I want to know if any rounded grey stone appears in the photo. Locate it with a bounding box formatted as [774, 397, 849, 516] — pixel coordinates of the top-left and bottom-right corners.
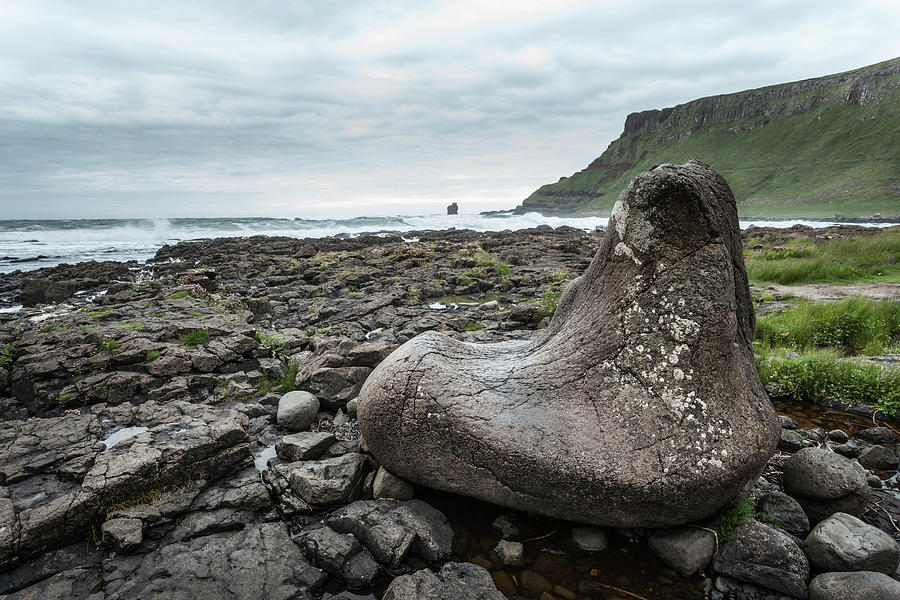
[809, 571, 900, 600]
[803, 512, 900, 574]
[277, 391, 320, 432]
[859, 445, 898, 471]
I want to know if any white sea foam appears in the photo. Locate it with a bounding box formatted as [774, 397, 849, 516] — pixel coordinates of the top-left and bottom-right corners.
[0, 214, 894, 275]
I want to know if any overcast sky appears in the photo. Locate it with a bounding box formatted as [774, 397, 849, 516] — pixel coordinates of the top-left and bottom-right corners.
[0, 1, 897, 219]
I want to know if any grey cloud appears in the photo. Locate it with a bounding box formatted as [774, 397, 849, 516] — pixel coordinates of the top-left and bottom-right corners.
[0, 0, 897, 218]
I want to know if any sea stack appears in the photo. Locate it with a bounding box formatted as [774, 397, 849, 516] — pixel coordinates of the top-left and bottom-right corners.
[358, 160, 780, 527]
[446, 202, 458, 215]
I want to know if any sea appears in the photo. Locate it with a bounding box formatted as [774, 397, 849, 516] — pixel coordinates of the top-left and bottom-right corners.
[0, 214, 897, 275]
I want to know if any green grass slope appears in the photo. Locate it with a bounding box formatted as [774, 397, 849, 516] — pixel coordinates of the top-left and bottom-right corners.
[522, 58, 900, 218]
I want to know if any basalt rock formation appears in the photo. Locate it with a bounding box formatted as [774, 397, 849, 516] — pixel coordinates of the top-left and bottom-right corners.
[359, 160, 780, 527]
[520, 57, 900, 218]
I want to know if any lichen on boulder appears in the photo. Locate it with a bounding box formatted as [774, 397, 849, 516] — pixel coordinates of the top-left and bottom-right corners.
[358, 160, 779, 527]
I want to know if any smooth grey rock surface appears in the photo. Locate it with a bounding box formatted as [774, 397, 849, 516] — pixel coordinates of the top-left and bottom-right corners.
[756, 491, 810, 537]
[276, 391, 320, 431]
[712, 520, 810, 598]
[382, 562, 505, 600]
[648, 526, 717, 576]
[570, 527, 608, 552]
[859, 445, 898, 471]
[803, 512, 900, 574]
[783, 447, 871, 524]
[808, 571, 900, 600]
[358, 161, 779, 527]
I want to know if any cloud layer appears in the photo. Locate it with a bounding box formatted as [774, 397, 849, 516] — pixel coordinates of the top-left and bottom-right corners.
[1, 0, 897, 217]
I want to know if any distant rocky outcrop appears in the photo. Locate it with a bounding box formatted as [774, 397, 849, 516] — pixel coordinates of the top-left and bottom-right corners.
[446, 202, 459, 215]
[519, 57, 900, 218]
[359, 161, 780, 527]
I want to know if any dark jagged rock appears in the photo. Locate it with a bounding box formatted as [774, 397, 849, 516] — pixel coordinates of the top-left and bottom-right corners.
[446, 202, 459, 215]
[101, 523, 325, 600]
[382, 561, 505, 600]
[359, 161, 779, 527]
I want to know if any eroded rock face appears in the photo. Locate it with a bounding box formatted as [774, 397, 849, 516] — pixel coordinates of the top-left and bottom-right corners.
[359, 160, 779, 527]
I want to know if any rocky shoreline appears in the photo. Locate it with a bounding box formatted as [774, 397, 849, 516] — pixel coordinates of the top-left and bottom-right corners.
[0, 223, 898, 599]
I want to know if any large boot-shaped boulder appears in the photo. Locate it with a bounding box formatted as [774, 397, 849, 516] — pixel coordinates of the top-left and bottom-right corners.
[358, 160, 779, 527]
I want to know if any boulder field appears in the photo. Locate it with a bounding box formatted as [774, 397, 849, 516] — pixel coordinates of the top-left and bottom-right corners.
[0, 164, 898, 599]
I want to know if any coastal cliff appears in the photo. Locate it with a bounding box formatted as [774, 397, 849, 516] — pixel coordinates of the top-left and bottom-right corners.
[520, 57, 900, 218]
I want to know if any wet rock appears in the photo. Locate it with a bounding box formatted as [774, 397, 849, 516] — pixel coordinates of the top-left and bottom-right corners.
[325, 499, 453, 567]
[293, 524, 379, 589]
[756, 491, 810, 537]
[803, 512, 900, 574]
[783, 447, 871, 524]
[276, 431, 336, 462]
[648, 526, 717, 576]
[825, 429, 849, 443]
[494, 540, 525, 566]
[383, 561, 505, 600]
[519, 570, 553, 596]
[570, 527, 608, 552]
[277, 390, 320, 432]
[287, 453, 367, 506]
[858, 427, 895, 444]
[101, 523, 325, 600]
[359, 161, 779, 527]
[859, 445, 898, 471]
[101, 517, 142, 554]
[372, 466, 415, 500]
[712, 520, 810, 598]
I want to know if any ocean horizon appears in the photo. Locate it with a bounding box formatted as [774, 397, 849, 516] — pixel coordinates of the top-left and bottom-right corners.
[1, 213, 897, 275]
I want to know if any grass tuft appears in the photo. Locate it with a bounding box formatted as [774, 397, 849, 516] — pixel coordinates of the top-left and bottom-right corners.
[179, 329, 210, 348]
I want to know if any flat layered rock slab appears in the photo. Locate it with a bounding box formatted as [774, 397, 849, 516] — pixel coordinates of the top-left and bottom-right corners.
[359, 161, 779, 527]
[0, 401, 250, 569]
[102, 523, 325, 600]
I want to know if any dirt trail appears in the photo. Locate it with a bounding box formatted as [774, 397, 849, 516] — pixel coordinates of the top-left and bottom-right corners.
[753, 282, 900, 301]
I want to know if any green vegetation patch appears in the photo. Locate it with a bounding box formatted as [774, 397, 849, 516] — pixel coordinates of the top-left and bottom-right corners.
[98, 337, 121, 353]
[254, 330, 286, 362]
[756, 348, 900, 415]
[0, 345, 12, 369]
[258, 361, 299, 396]
[84, 307, 115, 318]
[716, 493, 757, 542]
[145, 350, 161, 362]
[179, 328, 210, 348]
[745, 228, 900, 285]
[756, 297, 900, 355]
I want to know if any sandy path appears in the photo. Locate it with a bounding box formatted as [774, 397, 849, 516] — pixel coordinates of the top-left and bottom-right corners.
[752, 282, 900, 301]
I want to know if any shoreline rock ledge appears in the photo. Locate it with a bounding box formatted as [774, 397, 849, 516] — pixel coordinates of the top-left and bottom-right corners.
[359, 160, 780, 527]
